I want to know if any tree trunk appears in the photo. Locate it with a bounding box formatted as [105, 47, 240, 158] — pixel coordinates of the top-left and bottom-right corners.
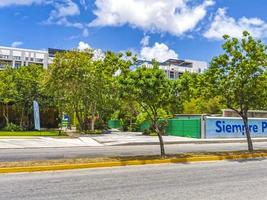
[26, 108, 31, 130]
[19, 106, 25, 128]
[157, 132, 165, 156]
[90, 103, 96, 131]
[130, 116, 133, 131]
[242, 116, 254, 152]
[91, 117, 95, 131]
[75, 111, 84, 131]
[153, 120, 165, 156]
[3, 104, 9, 125]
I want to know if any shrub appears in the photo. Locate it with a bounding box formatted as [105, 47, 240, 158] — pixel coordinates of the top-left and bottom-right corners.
[84, 130, 102, 134]
[142, 129, 151, 135]
[142, 129, 157, 136]
[2, 123, 23, 132]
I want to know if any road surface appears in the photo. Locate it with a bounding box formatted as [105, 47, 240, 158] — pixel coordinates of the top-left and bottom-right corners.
[0, 159, 267, 200]
[0, 142, 267, 162]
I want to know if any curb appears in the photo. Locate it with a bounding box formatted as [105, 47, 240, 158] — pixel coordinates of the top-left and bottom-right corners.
[0, 152, 267, 174]
[110, 139, 267, 146]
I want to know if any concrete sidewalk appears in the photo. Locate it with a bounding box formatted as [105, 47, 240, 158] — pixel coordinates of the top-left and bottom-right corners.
[0, 132, 267, 149]
[0, 137, 102, 149]
[90, 132, 267, 146]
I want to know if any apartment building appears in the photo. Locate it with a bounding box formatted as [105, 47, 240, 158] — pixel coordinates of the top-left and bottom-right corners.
[0, 46, 49, 69]
[135, 59, 208, 79]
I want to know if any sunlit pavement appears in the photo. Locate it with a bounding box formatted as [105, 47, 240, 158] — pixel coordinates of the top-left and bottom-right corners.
[0, 159, 266, 200]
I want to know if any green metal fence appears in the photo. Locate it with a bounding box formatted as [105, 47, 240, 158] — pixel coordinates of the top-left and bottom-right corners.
[166, 118, 201, 138]
[139, 120, 151, 132]
[108, 118, 201, 138]
[108, 120, 122, 129]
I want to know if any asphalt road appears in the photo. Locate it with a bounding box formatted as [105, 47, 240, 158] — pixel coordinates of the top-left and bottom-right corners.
[1, 142, 267, 162]
[0, 159, 267, 200]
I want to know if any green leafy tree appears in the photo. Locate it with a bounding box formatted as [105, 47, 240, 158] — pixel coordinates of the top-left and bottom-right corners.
[14, 65, 45, 129]
[0, 66, 18, 125]
[46, 50, 94, 131]
[46, 50, 130, 131]
[119, 63, 176, 156]
[175, 72, 200, 102]
[90, 51, 132, 131]
[206, 31, 267, 151]
[183, 96, 224, 114]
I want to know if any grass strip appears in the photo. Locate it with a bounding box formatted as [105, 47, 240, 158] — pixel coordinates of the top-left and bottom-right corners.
[0, 131, 60, 136]
[0, 150, 267, 173]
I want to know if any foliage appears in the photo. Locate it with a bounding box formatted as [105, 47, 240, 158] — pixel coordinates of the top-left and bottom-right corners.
[136, 112, 148, 126]
[0, 65, 47, 129]
[119, 62, 177, 155]
[142, 129, 157, 136]
[0, 130, 60, 136]
[0, 66, 18, 124]
[83, 129, 102, 135]
[2, 123, 23, 132]
[46, 50, 132, 132]
[206, 31, 267, 151]
[183, 96, 224, 114]
[14, 65, 46, 129]
[175, 72, 200, 102]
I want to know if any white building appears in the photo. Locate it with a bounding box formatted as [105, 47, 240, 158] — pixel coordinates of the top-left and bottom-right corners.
[136, 59, 208, 80]
[0, 46, 49, 69]
[0, 46, 208, 79]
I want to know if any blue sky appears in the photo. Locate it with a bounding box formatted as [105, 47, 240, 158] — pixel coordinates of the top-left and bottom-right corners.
[0, 0, 266, 62]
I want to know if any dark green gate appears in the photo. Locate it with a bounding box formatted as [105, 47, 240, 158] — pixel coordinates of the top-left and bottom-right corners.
[166, 118, 201, 138]
[108, 120, 122, 129]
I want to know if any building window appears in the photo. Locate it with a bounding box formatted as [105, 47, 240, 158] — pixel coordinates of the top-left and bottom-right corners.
[15, 61, 22, 68]
[14, 56, 21, 60]
[0, 54, 9, 59]
[36, 58, 44, 63]
[170, 71, 175, 79]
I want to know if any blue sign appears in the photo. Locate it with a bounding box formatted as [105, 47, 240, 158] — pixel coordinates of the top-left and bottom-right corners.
[33, 101, 41, 130]
[63, 114, 70, 121]
[205, 117, 267, 138]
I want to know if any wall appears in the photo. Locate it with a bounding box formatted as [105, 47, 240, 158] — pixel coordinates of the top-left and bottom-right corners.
[205, 117, 267, 138]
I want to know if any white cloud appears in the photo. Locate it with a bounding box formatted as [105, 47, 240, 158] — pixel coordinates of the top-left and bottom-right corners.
[52, 0, 80, 18]
[140, 35, 150, 47]
[47, 0, 80, 21]
[89, 0, 214, 36]
[48, 17, 83, 28]
[92, 48, 105, 61]
[45, 0, 83, 29]
[140, 42, 178, 62]
[11, 41, 23, 47]
[1, 0, 87, 37]
[204, 8, 267, 40]
[78, 41, 91, 50]
[0, 0, 46, 7]
[77, 41, 105, 60]
[80, 0, 89, 10]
